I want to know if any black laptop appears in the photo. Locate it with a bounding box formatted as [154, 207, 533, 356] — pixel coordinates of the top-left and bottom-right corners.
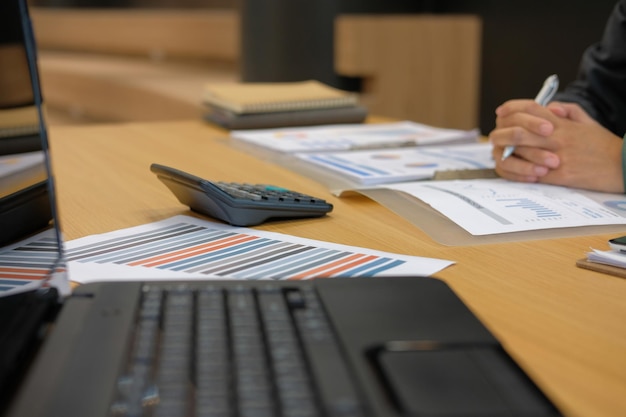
[0, 1, 563, 416]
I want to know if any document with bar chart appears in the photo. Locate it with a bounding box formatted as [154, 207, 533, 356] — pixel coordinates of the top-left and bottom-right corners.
[294, 142, 494, 185]
[383, 179, 626, 235]
[65, 215, 453, 284]
[0, 230, 70, 298]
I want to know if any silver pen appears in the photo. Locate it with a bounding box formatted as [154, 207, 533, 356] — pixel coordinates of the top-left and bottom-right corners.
[501, 74, 560, 160]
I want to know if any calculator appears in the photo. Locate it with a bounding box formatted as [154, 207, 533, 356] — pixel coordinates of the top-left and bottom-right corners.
[150, 164, 333, 226]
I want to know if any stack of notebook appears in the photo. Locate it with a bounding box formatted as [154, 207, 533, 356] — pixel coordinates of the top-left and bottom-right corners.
[202, 80, 368, 129]
[0, 106, 39, 139]
[577, 244, 626, 279]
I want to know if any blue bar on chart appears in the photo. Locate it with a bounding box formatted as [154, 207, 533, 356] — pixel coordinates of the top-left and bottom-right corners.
[498, 198, 562, 219]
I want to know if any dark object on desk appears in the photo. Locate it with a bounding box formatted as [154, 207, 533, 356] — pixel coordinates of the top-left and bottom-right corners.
[608, 235, 626, 252]
[0, 287, 59, 411]
[0, 133, 42, 156]
[8, 277, 563, 417]
[0, 181, 52, 247]
[150, 163, 333, 226]
[204, 103, 368, 129]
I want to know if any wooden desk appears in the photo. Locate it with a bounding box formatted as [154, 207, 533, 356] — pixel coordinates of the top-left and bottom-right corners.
[49, 119, 626, 417]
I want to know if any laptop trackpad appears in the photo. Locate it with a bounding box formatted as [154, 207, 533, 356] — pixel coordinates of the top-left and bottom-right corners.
[378, 347, 556, 416]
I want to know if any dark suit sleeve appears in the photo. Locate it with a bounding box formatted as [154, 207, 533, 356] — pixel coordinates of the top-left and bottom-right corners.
[554, 0, 626, 136]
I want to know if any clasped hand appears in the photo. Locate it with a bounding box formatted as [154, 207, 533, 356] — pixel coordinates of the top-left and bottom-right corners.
[489, 100, 624, 193]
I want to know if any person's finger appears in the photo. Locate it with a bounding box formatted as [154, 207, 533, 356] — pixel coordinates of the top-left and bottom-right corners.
[489, 126, 556, 150]
[510, 146, 560, 169]
[494, 165, 541, 183]
[547, 101, 596, 123]
[495, 99, 538, 117]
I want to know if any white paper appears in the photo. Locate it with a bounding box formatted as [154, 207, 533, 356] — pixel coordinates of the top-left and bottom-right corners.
[66, 215, 454, 283]
[586, 248, 626, 268]
[231, 121, 480, 153]
[295, 142, 494, 185]
[383, 179, 626, 235]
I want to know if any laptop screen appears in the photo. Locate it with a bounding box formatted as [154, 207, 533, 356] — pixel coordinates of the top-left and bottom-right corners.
[0, 0, 67, 297]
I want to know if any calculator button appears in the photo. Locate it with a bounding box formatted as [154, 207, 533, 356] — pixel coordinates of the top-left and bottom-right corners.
[214, 181, 329, 206]
[215, 183, 262, 200]
[262, 185, 290, 192]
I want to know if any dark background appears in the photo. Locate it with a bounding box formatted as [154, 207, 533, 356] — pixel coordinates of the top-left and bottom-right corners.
[31, 0, 618, 133]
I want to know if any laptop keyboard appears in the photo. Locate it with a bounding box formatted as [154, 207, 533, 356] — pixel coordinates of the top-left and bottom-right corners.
[109, 284, 364, 417]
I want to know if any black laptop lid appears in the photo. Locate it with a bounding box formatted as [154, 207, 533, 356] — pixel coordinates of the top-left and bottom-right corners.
[0, 0, 66, 295]
[0, 1, 68, 410]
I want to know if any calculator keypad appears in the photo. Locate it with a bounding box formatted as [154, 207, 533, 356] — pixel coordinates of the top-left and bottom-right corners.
[214, 182, 326, 205]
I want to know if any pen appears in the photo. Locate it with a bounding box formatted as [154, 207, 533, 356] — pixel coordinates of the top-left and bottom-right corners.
[501, 74, 559, 161]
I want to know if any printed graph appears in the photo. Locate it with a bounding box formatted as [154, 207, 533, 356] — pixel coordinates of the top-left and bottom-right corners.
[388, 179, 626, 236]
[0, 236, 60, 294]
[497, 197, 562, 220]
[296, 143, 494, 185]
[67, 221, 409, 280]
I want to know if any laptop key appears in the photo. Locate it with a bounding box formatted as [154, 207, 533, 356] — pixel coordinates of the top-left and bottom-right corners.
[111, 288, 162, 417]
[195, 288, 233, 417]
[294, 289, 365, 417]
[153, 289, 193, 417]
[229, 288, 276, 417]
[257, 288, 319, 417]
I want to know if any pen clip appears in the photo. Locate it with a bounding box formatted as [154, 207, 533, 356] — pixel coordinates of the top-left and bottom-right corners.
[534, 74, 559, 106]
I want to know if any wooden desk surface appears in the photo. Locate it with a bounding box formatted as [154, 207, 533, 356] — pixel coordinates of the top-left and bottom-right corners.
[48, 119, 626, 417]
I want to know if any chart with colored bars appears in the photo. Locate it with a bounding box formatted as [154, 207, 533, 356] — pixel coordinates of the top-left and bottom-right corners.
[0, 232, 63, 297]
[66, 216, 452, 283]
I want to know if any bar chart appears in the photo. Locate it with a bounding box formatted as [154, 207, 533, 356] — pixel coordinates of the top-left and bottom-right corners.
[0, 234, 60, 295]
[66, 216, 453, 283]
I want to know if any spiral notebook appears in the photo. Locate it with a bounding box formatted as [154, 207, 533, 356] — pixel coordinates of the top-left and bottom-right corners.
[202, 80, 359, 114]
